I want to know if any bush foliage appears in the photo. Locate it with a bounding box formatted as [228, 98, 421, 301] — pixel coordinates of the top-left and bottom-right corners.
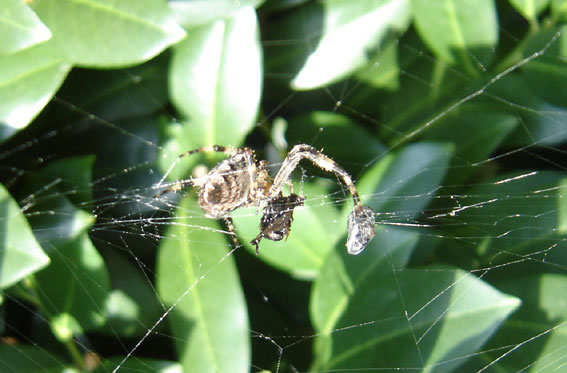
[0, 0, 566, 372]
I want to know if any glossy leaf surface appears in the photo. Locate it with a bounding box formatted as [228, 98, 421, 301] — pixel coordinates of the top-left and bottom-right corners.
[157, 195, 250, 373]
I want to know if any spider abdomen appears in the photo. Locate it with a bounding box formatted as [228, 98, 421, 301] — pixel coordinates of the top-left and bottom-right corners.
[198, 154, 254, 218]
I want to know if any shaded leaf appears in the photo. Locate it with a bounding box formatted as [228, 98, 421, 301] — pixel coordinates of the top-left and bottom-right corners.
[101, 250, 164, 337]
[0, 184, 50, 289]
[457, 171, 567, 270]
[292, 0, 411, 90]
[353, 142, 453, 222]
[35, 232, 111, 340]
[462, 274, 567, 371]
[0, 344, 66, 372]
[286, 111, 385, 177]
[311, 231, 520, 371]
[53, 53, 170, 124]
[0, 0, 51, 54]
[40, 155, 95, 207]
[30, 0, 185, 67]
[422, 103, 518, 183]
[487, 74, 567, 146]
[156, 195, 250, 373]
[522, 24, 567, 108]
[412, 0, 498, 74]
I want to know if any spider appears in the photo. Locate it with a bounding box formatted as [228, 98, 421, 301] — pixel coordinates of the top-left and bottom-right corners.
[155, 144, 376, 255]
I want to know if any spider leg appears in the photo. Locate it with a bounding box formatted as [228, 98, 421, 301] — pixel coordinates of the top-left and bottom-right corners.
[177, 145, 240, 159]
[155, 145, 247, 198]
[269, 144, 361, 206]
[153, 179, 194, 198]
[250, 233, 264, 255]
[223, 216, 243, 250]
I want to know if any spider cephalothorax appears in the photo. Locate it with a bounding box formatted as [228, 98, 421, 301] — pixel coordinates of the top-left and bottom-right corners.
[155, 144, 376, 255]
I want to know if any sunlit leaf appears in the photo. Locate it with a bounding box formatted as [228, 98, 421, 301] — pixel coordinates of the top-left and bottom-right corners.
[354, 40, 401, 90]
[412, 0, 498, 74]
[508, 0, 551, 21]
[170, 0, 264, 28]
[0, 184, 50, 289]
[157, 195, 250, 373]
[99, 357, 182, 373]
[0, 0, 51, 54]
[552, 0, 567, 20]
[30, 0, 186, 67]
[292, 0, 411, 90]
[0, 43, 70, 142]
[165, 7, 262, 177]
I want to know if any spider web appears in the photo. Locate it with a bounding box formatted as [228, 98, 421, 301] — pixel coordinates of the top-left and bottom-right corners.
[1, 1, 567, 373]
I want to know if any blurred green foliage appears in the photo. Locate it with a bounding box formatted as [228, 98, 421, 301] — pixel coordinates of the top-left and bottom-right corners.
[0, 0, 566, 372]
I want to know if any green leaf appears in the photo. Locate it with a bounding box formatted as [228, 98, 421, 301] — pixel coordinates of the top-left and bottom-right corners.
[421, 103, 518, 183]
[0, 184, 50, 289]
[35, 232, 111, 340]
[53, 53, 170, 124]
[25, 193, 95, 248]
[552, 0, 567, 20]
[411, 0, 498, 74]
[30, 0, 186, 67]
[156, 195, 250, 373]
[354, 39, 401, 90]
[170, 0, 264, 28]
[353, 142, 453, 221]
[40, 155, 95, 207]
[487, 74, 567, 146]
[462, 274, 567, 371]
[0, 0, 51, 54]
[285, 111, 385, 176]
[233, 182, 343, 279]
[458, 172, 567, 269]
[311, 226, 419, 333]
[101, 250, 164, 337]
[522, 24, 567, 108]
[0, 344, 66, 372]
[311, 232, 521, 371]
[0, 43, 70, 142]
[292, 0, 411, 90]
[167, 7, 261, 157]
[98, 357, 182, 373]
[508, 0, 551, 21]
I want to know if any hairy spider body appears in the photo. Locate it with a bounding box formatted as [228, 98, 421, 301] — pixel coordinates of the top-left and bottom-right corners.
[156, 144, 376, 254]
[197, 148, 257, 218]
